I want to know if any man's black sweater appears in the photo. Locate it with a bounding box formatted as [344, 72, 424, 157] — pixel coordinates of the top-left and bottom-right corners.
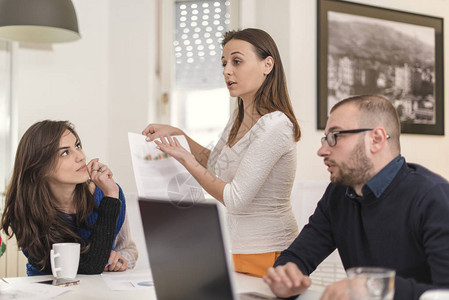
[275, 161, 449, 300]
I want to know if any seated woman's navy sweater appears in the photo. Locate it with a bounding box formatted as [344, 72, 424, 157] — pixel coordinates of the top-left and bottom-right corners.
[25, 186, 126, 276]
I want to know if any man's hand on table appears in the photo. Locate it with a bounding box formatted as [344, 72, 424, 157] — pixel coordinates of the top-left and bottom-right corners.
[263, 262, 311, 298]
[319, 279, 350, 300]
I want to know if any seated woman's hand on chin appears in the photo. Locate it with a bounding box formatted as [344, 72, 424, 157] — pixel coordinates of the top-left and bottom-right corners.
[87, 159, 119, 199]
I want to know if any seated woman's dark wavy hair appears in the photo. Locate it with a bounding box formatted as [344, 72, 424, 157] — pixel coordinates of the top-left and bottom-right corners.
[1, 120, 96, 269]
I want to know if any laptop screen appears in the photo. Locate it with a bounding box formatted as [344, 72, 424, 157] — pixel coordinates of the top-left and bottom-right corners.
[139, 199, 234, 300]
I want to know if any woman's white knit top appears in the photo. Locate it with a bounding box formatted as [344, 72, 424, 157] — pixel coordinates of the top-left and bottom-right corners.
[207, 111, 299, 254]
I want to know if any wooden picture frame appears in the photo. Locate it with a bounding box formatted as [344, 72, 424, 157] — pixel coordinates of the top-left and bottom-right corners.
[317, 0, 444, 135]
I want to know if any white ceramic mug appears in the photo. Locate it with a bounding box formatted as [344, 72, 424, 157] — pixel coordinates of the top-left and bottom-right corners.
[50, 243, 80, 279]
[420, 290, 449, 300]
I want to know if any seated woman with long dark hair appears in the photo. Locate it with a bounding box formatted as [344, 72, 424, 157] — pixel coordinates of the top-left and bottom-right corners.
[1, 120, 137, 275]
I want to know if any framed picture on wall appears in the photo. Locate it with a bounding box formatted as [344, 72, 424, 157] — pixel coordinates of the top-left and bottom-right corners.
[317, 0, 444, 135]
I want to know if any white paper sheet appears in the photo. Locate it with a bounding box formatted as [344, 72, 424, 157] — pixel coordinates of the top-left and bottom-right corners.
[128, 133, 205, 202]
[0, 280, 70, 300]
[101, 270, 153, 291]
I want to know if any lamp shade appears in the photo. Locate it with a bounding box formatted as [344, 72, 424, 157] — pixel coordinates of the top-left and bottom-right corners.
[0, 0, 80, 43]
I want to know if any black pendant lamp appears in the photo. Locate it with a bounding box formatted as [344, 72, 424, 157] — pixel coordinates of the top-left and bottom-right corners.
[0, 0, 80, 43]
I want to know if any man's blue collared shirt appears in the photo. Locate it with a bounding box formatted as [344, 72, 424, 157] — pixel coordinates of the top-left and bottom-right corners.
[346, 155, 404, 200]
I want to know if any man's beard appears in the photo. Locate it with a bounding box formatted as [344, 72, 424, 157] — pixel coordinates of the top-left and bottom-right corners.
[330, 141, 374, 188]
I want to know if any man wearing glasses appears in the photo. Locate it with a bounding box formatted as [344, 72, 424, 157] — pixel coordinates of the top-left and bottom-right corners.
[264, 95, 449, 300]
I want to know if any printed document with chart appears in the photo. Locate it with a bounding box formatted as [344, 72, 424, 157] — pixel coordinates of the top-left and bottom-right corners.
[128, 133, 205, 202]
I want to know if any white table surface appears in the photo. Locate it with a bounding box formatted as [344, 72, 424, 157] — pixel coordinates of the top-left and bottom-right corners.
[1, 269, 324, 300]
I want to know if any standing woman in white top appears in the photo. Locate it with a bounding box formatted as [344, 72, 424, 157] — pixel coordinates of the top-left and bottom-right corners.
[142, 28, 301, 277]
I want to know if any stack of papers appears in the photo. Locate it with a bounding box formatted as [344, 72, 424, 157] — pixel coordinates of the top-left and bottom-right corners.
[1, 278, 70, 300]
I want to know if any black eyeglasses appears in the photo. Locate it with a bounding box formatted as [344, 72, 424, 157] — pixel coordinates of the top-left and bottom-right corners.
[321, 128, 373, 147]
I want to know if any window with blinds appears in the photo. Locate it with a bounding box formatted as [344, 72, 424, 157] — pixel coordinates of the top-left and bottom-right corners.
[171, 0, 235, 146]
[174, 0, 230, 89]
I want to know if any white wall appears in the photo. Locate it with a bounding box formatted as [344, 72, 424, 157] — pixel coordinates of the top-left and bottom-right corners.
[12, 0, 157, 193]
[292, 0, 449, 181]
[107, 0, 157, 192]
[14, 0, 111, 166]
[11, 0, 449, 195]
[241, 0, 449, 182]
[13, 0, 109, 163]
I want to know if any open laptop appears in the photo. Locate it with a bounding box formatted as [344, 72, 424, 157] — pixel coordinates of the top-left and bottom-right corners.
[138, 198, 278, 300]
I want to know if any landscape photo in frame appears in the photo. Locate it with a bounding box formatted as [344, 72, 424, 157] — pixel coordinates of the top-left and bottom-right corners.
[317, 0, 444, 135]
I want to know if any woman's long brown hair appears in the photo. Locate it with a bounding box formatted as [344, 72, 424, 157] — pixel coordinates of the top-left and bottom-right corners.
[221, 28, 301, 145]
[1, 120, 96, 269]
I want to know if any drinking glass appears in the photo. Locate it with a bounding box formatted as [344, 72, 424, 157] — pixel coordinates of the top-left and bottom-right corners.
[347, 267, 395, 300]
